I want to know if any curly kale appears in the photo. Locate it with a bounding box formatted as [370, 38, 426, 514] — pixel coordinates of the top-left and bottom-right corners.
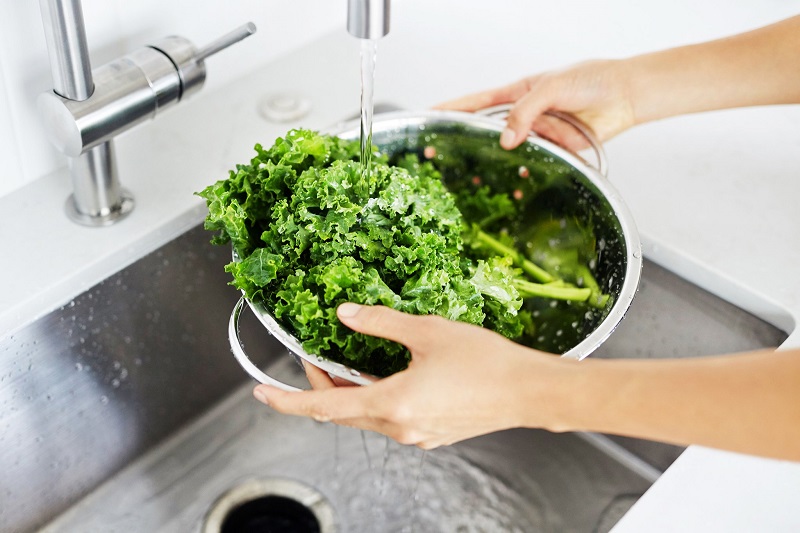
[198, 129, 606, 377]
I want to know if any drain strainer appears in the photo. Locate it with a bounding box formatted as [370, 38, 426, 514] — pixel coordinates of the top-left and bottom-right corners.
[203, 478, 336, 533]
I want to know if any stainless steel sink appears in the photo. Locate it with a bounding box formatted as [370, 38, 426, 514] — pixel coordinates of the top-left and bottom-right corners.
[0, 224, 788, 532]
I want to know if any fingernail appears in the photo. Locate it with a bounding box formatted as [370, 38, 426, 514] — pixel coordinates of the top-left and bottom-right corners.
[337, 302, 362, 318]
[253, 387, 269, 405]
[500, 128, 517, 149]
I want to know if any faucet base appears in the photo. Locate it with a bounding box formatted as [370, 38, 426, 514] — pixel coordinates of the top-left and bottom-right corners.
[65, 188, 135, 227]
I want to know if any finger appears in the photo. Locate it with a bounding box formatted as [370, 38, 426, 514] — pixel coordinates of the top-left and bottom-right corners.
[256, 382, 436, 447]
[331, 375, 360, 387]
[327, 415, 397, 436]
[254, 383, 373, 423]
[334, 417, 427, 447]
[337, 303, 437, 351]
[302, 360, 336, 390]
[416, 432, 468, 450]
[434, 78, 533, 112]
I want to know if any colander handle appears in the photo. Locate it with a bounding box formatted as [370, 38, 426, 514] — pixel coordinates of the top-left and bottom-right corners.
[229, 297, 302, 392]
[476, 104, 608, 178]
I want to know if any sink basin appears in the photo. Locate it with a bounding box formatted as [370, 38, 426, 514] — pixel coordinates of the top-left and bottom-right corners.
[0, 224, 788, 532]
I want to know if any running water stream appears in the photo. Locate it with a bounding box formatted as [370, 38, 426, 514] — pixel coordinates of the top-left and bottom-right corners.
[352, 38, 446, 528]
[359, 39, 379, 180]
[345, 36, 534, 531]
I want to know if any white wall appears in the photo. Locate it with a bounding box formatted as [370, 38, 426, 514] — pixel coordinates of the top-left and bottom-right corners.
[0, 0, 345, 199]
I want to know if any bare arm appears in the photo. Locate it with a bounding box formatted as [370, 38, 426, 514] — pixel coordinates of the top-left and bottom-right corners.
[255, 304, 800, 461]
[438, 15, 800, 150]
[627, 15, 800, 123]
[547, 347, 800, 461]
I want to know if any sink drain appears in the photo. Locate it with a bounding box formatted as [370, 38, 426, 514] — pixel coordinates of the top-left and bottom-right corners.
[203, 478, 336, 533]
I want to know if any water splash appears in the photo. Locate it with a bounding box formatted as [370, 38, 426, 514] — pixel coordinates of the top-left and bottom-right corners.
[378, 436, 391, 496]
[360, 430, 373, 471]
[411, 449, 427, 502]
[312, 433, 540, 532]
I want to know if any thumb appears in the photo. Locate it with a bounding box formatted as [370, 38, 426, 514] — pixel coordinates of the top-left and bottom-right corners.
[337, 303, 432, 350]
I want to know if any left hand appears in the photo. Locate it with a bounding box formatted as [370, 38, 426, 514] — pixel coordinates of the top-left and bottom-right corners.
[435, 60, 637, 152]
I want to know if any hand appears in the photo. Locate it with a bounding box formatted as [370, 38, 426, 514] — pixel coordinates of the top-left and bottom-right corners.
[253, 303, 567, 449]
[436, 60, 637, 151]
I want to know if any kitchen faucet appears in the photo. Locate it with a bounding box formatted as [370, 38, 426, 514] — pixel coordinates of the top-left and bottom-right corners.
[37, 0, 256, 226]
[37, 0, 387, 226]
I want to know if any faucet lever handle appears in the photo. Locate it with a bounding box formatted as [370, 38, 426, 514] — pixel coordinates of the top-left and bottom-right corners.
[195, 22, 257, 63]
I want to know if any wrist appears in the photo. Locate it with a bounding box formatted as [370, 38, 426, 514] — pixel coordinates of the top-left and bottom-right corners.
[513, 352, 602, 433]
[622, 52, 673, 127]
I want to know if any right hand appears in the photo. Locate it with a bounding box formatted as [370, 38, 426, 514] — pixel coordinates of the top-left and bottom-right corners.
[253, 303, 570, 450]
[435, 59, 637, 151]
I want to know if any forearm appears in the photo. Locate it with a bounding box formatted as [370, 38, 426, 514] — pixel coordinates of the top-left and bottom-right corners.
[532, 348, 800, 461]
[626, 15, 800, 125]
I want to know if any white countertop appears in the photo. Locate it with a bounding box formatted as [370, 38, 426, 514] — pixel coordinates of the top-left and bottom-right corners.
[1, 0, 799, 530]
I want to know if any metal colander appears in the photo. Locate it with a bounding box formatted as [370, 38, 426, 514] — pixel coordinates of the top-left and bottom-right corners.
[228, 109, 641, 391]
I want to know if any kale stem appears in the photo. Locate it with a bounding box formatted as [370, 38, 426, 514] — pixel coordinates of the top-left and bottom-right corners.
[575, 265, 610, 308]
[589, 292, 611, 308]
[475, 229, 555, 283]
[513, 278, 592, 301]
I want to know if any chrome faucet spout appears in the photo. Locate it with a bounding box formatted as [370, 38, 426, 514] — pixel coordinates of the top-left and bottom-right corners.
[347, 0, 391, 40]
[40, 0, 93, 101]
